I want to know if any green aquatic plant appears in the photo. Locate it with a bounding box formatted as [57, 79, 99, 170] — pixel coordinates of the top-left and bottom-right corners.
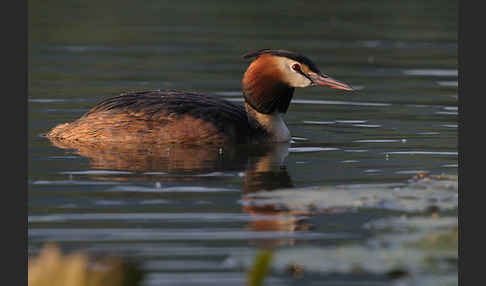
[247, 249, 274, 286]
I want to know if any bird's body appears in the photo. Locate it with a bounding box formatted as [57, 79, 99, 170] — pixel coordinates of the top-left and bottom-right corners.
[46, 49, 353, 146]
[47, 90, 268, 145]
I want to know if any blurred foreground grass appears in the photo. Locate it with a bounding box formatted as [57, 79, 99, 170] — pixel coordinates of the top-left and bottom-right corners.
[28, 244, 143, 286]
[247, 249, 274, 286]
[29, 244, 275, 286]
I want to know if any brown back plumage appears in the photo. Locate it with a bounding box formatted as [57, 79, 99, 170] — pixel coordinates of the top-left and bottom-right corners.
[47, 90, 255, 145]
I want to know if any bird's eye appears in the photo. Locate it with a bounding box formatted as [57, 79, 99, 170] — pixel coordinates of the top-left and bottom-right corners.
[291, 64, 301, 71]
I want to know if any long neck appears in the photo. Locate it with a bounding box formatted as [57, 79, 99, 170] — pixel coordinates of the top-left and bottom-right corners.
[245, 103, 291, 143]
[242, 56, 294, 142]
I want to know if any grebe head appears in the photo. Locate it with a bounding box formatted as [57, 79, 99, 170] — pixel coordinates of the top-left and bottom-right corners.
[241, 49, 353, 114]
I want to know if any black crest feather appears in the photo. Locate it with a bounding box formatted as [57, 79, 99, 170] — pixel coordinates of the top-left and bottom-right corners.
[241, 49, 321, 74]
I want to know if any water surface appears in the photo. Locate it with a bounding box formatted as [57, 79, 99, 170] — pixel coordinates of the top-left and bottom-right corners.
[29, 1, 457, 285]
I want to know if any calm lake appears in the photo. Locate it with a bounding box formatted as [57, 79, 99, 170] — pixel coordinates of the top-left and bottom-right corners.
[28, 0, 458, 285]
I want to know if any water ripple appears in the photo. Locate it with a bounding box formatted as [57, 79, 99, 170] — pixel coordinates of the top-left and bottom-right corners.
[289, 147, 340, 153]
[29, 228, 350, 241]
[106, 185, 238, 193]
[28, 212, 273, 223]
[386, 151, 457, 156]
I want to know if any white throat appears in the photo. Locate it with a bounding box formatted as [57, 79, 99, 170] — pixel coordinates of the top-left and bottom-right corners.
[265, 112, 291, 142]
[245, 103, 290, 142]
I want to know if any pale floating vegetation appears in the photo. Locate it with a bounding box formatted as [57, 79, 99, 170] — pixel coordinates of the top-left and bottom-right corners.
[228, 213, 457, 285]
[270, 216, 458, 285]
[234, 174, 458, 285]
[243, 174, 457, 213]
[227, 229, 457, 285]
[270, 224, 457, 285]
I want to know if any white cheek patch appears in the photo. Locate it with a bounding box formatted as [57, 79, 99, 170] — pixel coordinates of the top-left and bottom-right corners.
[284, 61, 312, 87]
[273, 57, 313, 88]
[291, 74, 312, 87]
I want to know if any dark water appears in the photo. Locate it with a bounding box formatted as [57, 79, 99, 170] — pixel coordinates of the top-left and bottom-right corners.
[28, 1, 457, 285]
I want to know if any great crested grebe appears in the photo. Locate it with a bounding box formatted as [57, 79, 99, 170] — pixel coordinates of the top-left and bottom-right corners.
[46, 49, 353, 145]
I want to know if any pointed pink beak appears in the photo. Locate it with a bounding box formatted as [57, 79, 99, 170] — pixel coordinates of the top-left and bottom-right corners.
[309, 73, 354, 91]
